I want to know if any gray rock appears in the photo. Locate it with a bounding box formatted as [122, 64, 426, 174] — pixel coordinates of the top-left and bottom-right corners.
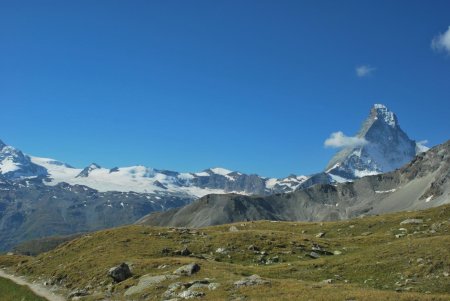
[308, 251, 321, 259]
[234, 274, 270, 287]
[215, 247, 228, 254]
[247, 245, 260, 251]
[178, 290, 205, 299]
[208, 282, 220, 290]
[400, 219, 423, 225]
[179, 247, 192, 256]
[68, 289, 89, 298]
[125, 274, 179, 296]
[173, 263, 201, 276]
[229, 226, 239, 232]
[108, 263, 132, 283]
[311, 244, 333, 255]
[315, 232, 326, 238]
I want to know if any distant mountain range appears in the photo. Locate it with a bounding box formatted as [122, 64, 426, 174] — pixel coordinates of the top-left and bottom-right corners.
[139, 139, 450, 227]
[1, 143, 308, 198]
[0, 104, 435, 251]
[0, 104, 424, 196]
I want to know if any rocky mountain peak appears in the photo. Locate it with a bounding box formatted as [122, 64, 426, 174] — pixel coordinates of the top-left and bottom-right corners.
[326, 104, 418, 179]
[0, 139, 48, 179]
[76, 163, 102, 178]
[370, 104, 398, 127]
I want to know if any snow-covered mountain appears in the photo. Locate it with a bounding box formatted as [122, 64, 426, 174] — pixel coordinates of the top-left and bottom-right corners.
[325, 104, 426, 180]
[0, 140, 47, 179]
[0, 139, 308, 198]
[0, 104, 426, 198]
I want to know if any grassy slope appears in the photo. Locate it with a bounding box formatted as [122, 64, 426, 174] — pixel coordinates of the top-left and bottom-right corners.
[0, 276, 48, 301]
[1, 204, 450, 300]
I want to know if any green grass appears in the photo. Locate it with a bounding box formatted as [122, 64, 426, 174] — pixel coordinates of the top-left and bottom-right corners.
[0, 276, 48, 301]
[1, 204, 450, 300]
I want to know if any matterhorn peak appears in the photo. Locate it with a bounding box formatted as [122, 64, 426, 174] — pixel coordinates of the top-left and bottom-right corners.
[370, 104, 398, 127]
[326, 103, 418, 180]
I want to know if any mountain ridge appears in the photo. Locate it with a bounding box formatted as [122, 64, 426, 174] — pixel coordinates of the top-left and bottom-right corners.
[139, 139, 450, 227]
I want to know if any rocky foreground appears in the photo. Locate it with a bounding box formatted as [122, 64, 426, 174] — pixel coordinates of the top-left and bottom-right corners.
[1, 203, 450, 300]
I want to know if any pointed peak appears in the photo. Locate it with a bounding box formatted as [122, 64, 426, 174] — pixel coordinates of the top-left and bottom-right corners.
[89, 163, 101, 169]
[0, 139, 5, 149]
[370, 104, 397, 127]
[76, 163, 101, 178]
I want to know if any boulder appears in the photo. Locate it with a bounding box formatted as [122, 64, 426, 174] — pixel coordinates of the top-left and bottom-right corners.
[312, 244, 333, 255]
[400, 219, 423, 225]
[215, 247, 228, 254]
[124, 274, 179, 296]
[173, 263, 201, 276]
[182, 248, 192, 256]
[308, 251, 321, 259]
[68, 289, 89, 299]
[234, 274, 270, 287]
[229, 226, 239, 232]
[108, 263, 132, 283]
[247, 245, 260, 252]
[178, 290, 205, 299]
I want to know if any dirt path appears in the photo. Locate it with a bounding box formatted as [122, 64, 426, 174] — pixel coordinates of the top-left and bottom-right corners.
[0, 269, 66, 301]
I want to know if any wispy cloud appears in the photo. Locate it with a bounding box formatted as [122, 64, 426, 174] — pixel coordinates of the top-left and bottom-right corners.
[431, 26, 450, 55]
[416, 140, 430, 153]
[324, 131, 368, 148]
[355, 65, 376, 77]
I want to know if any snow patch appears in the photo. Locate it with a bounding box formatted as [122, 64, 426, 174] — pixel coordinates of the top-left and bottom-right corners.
[329, 174, 350, 183]
[210, 167, 233, 175]
[375, 188, 396, 193]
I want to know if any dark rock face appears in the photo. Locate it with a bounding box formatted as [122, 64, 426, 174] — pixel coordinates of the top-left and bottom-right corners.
[139, 140, 450, 228]
[76, 163, 101, 178]
[108, 263, 132, 283]
[326, 104, 419, 179]
[173, 263, 200, 276]
[190, 172, 268, 195]
[0, 179, 191, 251]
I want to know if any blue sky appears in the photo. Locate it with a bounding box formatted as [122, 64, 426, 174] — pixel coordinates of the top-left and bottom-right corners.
[1, 1, 449, 178]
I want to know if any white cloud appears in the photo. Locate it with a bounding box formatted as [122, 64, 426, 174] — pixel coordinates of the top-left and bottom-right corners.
[324, 131, 368, 148]
[431, 26, 450, 55]
[416, 140, 430, 153]
[355, 65, 376, 77]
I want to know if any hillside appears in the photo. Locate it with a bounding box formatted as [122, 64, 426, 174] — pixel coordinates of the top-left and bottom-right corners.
[139, 140, 450, 227]
[1, 203, 450, 300]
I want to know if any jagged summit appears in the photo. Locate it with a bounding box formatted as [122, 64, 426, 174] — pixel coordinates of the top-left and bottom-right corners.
[371, 104, 398, 127]
[0, 140, 48, 179]
[76, 163, 102, 178]
[326, 104, 419, 179]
